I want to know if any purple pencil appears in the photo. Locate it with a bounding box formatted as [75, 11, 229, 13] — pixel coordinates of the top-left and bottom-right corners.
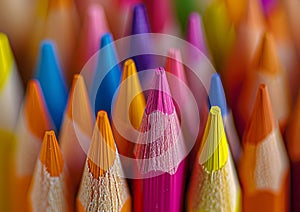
[133, 68, 187, 212]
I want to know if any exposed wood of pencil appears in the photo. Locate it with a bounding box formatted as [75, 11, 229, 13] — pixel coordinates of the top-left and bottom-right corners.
[10, 80, 53, 212]
[29, 130, 72, 211]
[239, 84, 290, 212]
[187, 106, 241, 211]
[60, 74, 93, 192]
[76, 111, 131, 212]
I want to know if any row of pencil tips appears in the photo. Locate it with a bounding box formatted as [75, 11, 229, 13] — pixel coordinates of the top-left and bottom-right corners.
[1, 0, 300, 211]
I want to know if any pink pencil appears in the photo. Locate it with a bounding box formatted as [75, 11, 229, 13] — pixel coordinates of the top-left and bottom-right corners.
[133, 68, 187, 212]
[73, 3, 109, 83]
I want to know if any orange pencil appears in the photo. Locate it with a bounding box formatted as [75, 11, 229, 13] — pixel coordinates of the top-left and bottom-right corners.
[264, 0, 300, 101]
[239, 84, 290, 212]
[76, 111, 131, 211]
[10, 80, 54, 212]
[60, 74, 93, 196]
[112, 59, 145, 159]
[236, 32, 290, 134]
[28, 130, 72, 211]
[223, 0, 265, 112]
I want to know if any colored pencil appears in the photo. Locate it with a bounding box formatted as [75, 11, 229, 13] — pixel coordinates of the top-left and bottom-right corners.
[129, 4, 156, 76]
[223, 0, 265, 112]
[73, 3, 109, 75]
[186, 106, 241, 211]
[28, 130, 72, 211]
[165, 48, 199, 165]
[92, 33, 121, 118]
[10, 80, 54, 212]
[25, 0, 78, 84]
[60, 74, 93, 196]
[264, 0, 300, 101]
[202, 0, 235, 70]
[209, 73, 241, 163]
[186, 12, 210, 58]
[0, 32, 23, 211]
[143, 0, 179, 34]
[112, 58, 145, 159]
[237, 32, 290, 134]
[35, 40, 68, 131]
[133, 67, 186, 211]
[239, 84, 290, 212]
[76, 110, 131, 211]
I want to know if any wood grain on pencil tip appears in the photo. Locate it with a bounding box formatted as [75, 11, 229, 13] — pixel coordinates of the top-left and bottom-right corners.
[39, 130, 64, 177]
[239, 84, 290, 212]
[29, 130, 72, 212]
[76, 110, 131, 212]
[187, 106, 241, 212]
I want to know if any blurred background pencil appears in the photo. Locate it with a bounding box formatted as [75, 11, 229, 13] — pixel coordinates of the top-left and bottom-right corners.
[236, 32, 290, 135]
[28, 130, 72, 211]
[76, 110, 131, 211]
[59, 74, 93, 204]
[73, 3, 109, 75]
[0, 32, 23, 212]
[10, 80, 54, 212]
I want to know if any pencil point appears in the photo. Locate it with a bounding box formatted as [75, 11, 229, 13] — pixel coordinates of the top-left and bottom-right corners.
[88, 110, 116, 179]
[131, 4, 150, 34]
[66, 74, 91, 120]
[93, 33, 121, 118]
[254, 33, 280, 75]
[39, 130, 64, 177]
[186, 12, 208, 56]
[74, 3, 108, 71]
[0, 33, 14, 91]
[165, 48, 185, 80]
[24, 80, 53, 138]
[145, 67, 174, 115]
[35, 40, 67, 131]
[244, 84, 275, 145]
[199, 106, 229, 172]
[209, 73, 228, 116]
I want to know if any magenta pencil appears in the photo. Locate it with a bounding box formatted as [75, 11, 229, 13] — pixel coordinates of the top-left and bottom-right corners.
[133, 68, 187, 212]
[186, 12, 210, 58]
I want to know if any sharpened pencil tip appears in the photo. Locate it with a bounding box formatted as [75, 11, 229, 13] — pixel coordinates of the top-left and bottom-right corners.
[145, 67, 174, 115]
[199, 106, 229, 172]
[40, 130, 64, 177]
[244, 84, 275, 145]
